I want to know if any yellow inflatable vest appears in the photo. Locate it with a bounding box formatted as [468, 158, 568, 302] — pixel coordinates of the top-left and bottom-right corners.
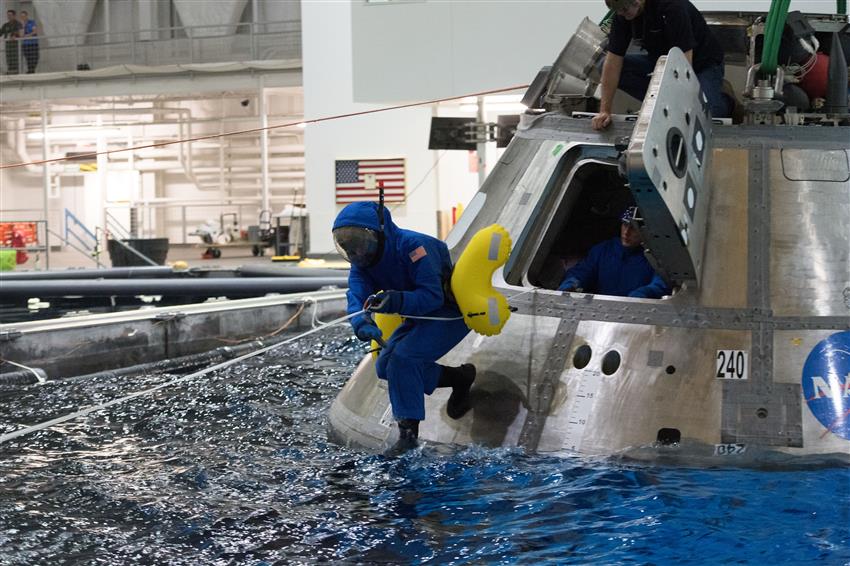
[371, 313, 403, 359]
[451, 224, 512, 336]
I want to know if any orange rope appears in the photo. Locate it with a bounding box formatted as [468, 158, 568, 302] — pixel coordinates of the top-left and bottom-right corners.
[0, 84, 529, 171]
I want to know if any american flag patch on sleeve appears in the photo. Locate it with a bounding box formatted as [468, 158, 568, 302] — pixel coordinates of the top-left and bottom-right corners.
[409, 246, 427, 263]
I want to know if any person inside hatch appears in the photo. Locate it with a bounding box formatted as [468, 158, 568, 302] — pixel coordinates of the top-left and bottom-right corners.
[332, 201, 475, 455]
[558, 206, 671, 299]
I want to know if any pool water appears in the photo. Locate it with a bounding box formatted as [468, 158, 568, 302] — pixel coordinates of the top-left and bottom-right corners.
[0, 326, 848, 565]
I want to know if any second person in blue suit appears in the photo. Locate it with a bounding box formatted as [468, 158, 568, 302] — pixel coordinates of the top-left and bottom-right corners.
[559, 206, 671, 299]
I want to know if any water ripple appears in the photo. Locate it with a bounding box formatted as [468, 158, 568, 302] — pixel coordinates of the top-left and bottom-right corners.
[0, 327, 847, 565]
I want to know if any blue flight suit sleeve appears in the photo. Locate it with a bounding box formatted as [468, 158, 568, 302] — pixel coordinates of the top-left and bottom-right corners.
[346, 266, 376, 335]
[628, 273, 672, 299]
[558, 244, 602, 291]
[396, 240, 446, 316]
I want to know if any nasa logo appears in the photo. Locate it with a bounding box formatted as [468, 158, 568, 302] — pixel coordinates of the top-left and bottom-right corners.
[801, 331, 850, 441]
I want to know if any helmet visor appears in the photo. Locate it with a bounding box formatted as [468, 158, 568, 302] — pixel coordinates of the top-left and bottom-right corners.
[333, 226, 380, 267]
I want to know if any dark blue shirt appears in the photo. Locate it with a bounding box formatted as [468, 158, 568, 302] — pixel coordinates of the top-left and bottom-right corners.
[558, 237, 670, 299]
[23, 19, 37, 46]
[607, 0, 723, 73]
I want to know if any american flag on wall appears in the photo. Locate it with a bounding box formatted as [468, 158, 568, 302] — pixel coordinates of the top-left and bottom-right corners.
[335, 158, 406, 203]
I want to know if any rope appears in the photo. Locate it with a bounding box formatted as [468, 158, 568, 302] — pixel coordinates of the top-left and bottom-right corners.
[0, 309, 364, 445]
[0, 287, 546, 443]
[0, 84, 529, 171]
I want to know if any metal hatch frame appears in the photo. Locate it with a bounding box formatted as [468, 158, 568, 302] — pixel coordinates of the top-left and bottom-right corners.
[625, 47, 714, 286]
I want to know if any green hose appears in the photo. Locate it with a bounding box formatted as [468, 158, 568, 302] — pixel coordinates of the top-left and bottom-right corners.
[760, 0, 791, 77]
[838, 0, 847, 15]
[600, 9, 614, 33]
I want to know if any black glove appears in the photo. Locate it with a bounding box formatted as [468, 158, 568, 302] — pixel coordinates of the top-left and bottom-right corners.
[366, 291, 404, 314]
[355, 322, 383, 342]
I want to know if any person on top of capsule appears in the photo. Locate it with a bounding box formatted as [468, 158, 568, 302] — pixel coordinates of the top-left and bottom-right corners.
[558, 206, 671, 298]
[332, 201, 475, 455]
[592, 0, 731, 131]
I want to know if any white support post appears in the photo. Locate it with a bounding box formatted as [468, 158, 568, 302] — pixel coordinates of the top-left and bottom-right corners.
[476, 95, 487, 188]
[258, 76, 271, 217]
[40, 90, 50, 269]
[97, 115, 108, 239]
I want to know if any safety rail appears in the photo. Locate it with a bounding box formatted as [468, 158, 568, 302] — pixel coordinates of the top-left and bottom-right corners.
[0, 19, 301, 75]
[64, 208, 99, 259]
[104, 210, 131, 241]
[105, 200, 290, 245]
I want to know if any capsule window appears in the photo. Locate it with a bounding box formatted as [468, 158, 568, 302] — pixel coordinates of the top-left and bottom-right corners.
[507, 155, 672, 301]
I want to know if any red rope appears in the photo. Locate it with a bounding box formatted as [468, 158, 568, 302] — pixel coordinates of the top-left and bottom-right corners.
[1, 84, 529, 170]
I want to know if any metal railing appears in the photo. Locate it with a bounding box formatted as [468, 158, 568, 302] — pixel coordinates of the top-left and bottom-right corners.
[104, 201, 290, 245]
[0, 19, 301, 75]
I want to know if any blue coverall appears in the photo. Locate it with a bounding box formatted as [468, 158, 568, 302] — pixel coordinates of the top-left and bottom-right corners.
[558, 237, 671, 298]
[333, 202, 470, 421]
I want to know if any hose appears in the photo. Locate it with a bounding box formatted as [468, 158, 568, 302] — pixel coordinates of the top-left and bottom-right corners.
[760, 0, 792, 77]
[600, 9, 614, 32]
[838, 0, 847, 16]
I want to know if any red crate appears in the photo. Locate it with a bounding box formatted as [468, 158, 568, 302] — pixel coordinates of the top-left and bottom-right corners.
[0, 222, 38, 246]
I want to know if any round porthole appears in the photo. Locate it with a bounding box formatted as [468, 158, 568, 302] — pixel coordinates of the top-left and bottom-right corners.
[601, 350, 621, 376]
[573, 345, 592, 369]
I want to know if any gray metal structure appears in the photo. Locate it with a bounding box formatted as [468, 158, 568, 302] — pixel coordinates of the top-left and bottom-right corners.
[329, 34, 850, 464]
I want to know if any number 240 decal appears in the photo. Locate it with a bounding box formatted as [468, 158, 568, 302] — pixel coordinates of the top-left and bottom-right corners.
[716, 350, 748, 380]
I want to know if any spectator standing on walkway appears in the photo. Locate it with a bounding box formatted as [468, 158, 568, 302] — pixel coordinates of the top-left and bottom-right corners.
[19, 11, 38, 74]
[1, 10, 22, 74]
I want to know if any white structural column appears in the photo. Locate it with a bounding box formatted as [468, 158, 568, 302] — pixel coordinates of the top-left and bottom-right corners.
[476, 96, 487, 188]
[96, 116, 108, 237]
[258, 76, 271, 216]
[40, 92, 50, 267]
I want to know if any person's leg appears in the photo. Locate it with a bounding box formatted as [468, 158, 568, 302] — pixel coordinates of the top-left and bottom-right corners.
[6, 46, 17, 74]
[616, 53, 657, 102]
[23, 45, 37, 73]
[696, 64, 731, 118]
[380, 310, 470, 422]
[438, 362, 476, 419]
[22, 45, 32, 73]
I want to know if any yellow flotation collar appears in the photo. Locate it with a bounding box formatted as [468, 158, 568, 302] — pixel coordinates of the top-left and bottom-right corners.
[372, 312, 403, 359]
[450, 224, 512, 336]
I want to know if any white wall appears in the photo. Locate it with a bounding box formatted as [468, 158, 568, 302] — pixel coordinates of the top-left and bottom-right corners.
[303, 1, 442, 255]
[351, 0, 608, 103]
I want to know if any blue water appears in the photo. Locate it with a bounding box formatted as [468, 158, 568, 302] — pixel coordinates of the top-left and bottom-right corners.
[0, 326, 848, 565]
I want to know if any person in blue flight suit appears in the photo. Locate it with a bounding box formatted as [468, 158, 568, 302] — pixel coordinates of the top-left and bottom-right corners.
[558, 206, 671, 298]
[332, 201, 475, 454]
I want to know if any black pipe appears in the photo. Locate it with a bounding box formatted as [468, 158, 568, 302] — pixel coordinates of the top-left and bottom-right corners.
[0, 331, 312, 387]
[0, 277, 348, 298]
[0, 369, 45, 386]
[0, 266, 178, 281]
[237, 265, 349, 279]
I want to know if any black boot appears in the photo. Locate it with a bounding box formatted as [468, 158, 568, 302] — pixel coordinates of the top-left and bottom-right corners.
[438, 364, 476, 420]
[385, 418, 419, 457]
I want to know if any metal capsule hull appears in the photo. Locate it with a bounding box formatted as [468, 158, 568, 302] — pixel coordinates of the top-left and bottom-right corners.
[330, 48, 850, 465]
